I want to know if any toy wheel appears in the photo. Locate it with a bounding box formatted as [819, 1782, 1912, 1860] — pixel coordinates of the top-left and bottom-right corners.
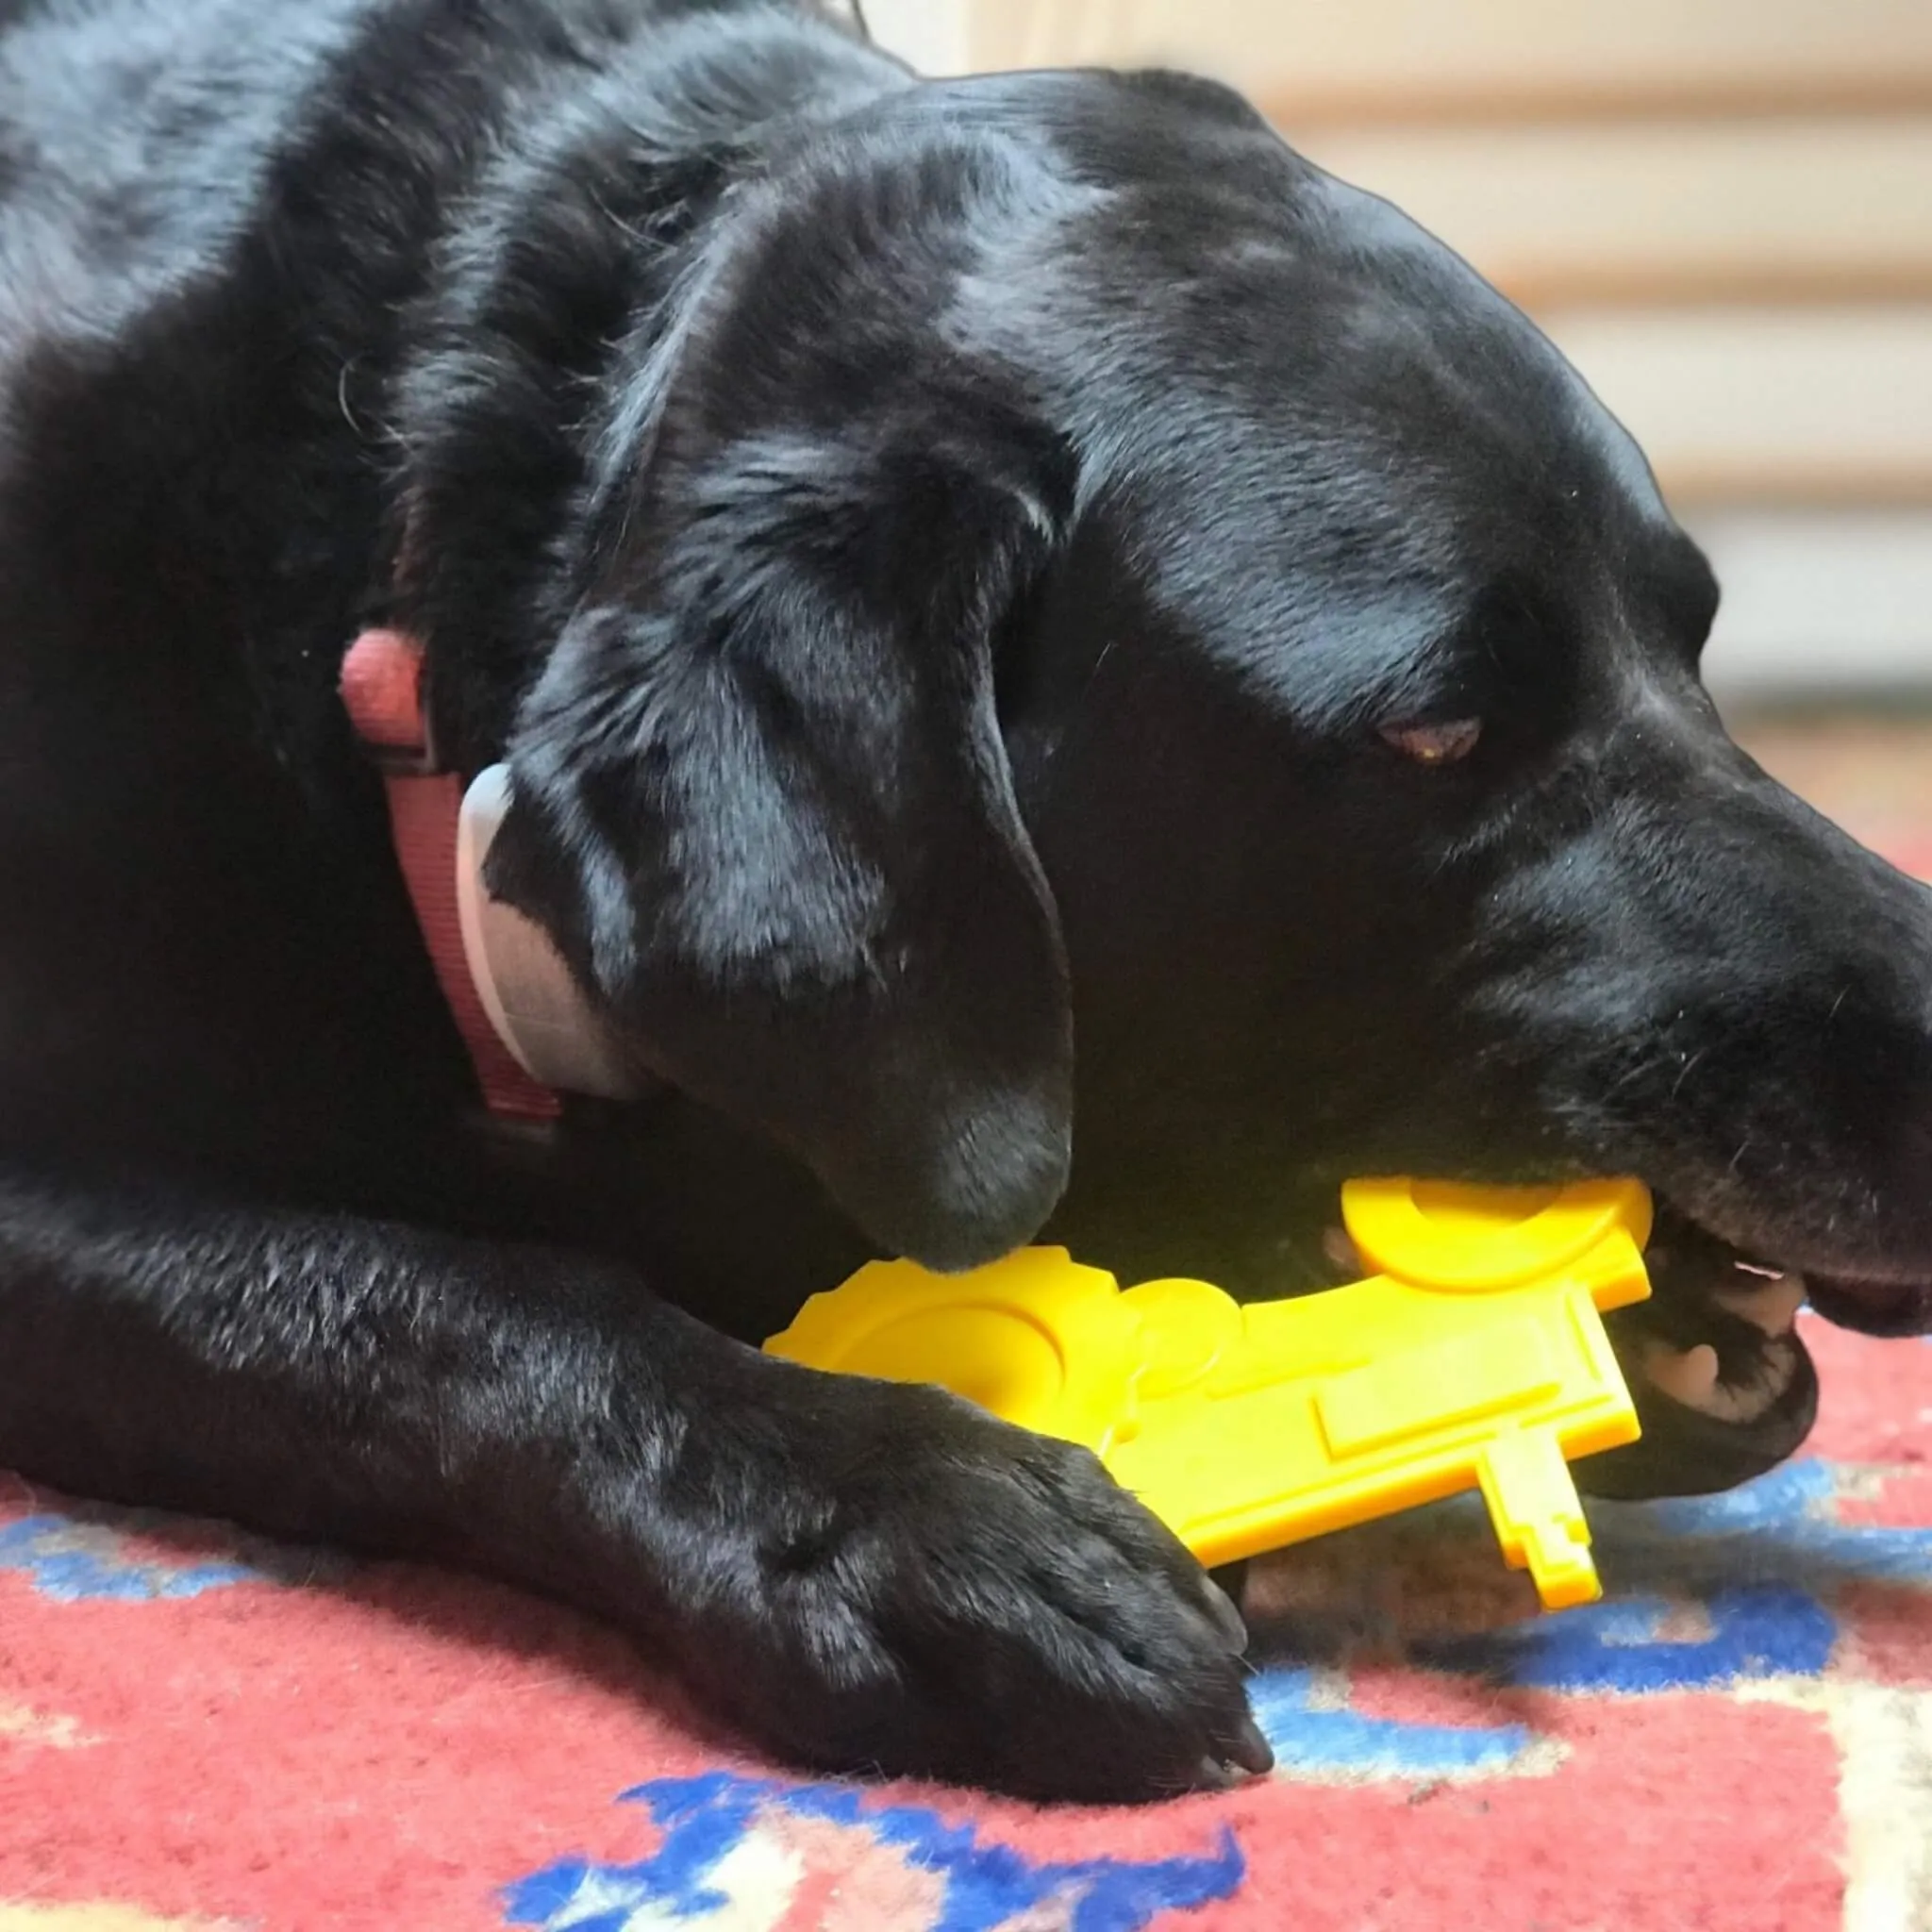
[1341, 1177, 1653, 1290]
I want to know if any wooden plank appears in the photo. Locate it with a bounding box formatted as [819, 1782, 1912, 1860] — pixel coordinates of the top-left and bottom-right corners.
[1689, 509, 1932, 692]
[1662, 468, 1932, 509]
[966, 0, 1932, 125]
[857, 0, 972, 75]
[1257, 73, 1932, 132]
[1292, 119, 1932, 311]
[1541, 308, 1932, 507]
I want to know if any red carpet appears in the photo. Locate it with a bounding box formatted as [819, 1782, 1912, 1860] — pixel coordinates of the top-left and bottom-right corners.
[4, 714, 1931, 1931]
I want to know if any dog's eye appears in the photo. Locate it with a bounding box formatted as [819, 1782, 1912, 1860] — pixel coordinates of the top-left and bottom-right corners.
[1377, 718, 1483, 765]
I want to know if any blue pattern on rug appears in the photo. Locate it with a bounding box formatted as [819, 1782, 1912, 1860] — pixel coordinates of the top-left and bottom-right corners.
[503, 1771, 1244, 1931]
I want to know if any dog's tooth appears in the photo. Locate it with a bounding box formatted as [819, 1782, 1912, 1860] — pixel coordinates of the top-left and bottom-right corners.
[1643, 1341, 1722, 1408]
[1321, 1225, 1361, 1275]
[1716, 1274, 1807, 1337]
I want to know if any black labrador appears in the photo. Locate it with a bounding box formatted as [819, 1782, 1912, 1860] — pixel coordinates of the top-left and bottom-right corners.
[5, 0, 1931, 1805]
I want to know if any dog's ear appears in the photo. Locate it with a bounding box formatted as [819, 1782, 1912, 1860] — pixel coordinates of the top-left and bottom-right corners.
[486, 411, 1076, 1270]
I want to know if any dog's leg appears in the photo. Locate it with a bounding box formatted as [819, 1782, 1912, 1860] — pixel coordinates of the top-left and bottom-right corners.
[0, 1163, 1266, 1800]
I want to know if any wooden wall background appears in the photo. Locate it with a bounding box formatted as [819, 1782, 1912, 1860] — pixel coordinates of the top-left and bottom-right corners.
[863, 0, 1932, 697]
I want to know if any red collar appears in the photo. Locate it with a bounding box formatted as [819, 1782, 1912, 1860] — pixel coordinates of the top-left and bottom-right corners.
[340, 627, 564, 1121]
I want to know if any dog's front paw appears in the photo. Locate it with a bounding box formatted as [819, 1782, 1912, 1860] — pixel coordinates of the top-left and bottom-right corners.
[675, 1370, 1269, 1803]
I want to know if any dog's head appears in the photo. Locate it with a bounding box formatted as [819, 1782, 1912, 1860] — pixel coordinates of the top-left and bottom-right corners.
[487, 67, 1932, 1382]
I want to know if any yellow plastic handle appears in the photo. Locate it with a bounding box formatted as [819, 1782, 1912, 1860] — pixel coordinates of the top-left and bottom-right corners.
[765, 1178, 1654, 1609]
[1342, 1177, 1654, 1289]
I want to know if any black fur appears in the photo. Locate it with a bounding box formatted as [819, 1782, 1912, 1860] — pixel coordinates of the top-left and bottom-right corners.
[4, 0, 1930, 1801]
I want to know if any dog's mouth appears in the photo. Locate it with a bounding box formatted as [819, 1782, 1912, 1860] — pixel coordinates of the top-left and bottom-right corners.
[1782, 1266, 1932, 1338]
[1584, 1188, 1932, 1494]
[1318, 1183, 1925, 1478]
[1646, 1194, 1932, 1339]
[1315, 1186, 1932, 1335]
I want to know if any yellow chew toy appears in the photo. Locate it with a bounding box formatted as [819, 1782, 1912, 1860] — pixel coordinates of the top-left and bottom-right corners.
[766, 1177, 1653, 1610]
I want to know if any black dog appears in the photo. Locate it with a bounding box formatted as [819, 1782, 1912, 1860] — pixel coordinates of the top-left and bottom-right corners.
[5, 0, 1931, 1804]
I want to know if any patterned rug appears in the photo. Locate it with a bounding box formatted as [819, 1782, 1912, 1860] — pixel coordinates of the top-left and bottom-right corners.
[5, 712, 1932, 1932]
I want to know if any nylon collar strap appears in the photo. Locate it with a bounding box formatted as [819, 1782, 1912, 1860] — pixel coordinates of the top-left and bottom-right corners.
[340, 627, 564, 1121]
